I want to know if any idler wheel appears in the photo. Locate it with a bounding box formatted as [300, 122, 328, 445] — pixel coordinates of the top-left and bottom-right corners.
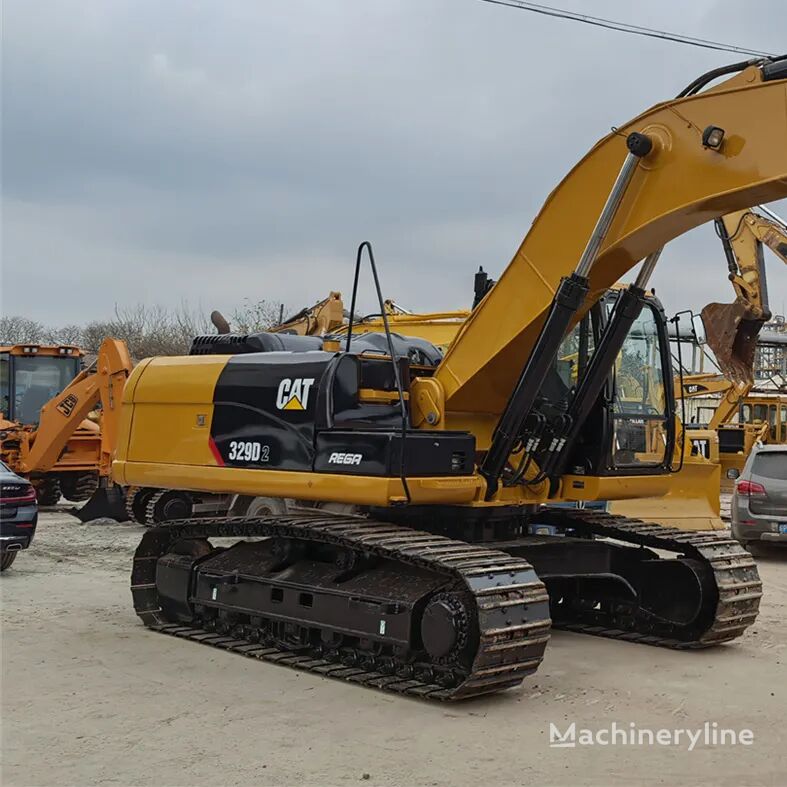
[421, 593, 469, 661]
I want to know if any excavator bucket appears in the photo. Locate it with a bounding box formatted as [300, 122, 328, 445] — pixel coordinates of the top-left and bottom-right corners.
[700, 301, 763, 385]
[74, 483, 128, 522]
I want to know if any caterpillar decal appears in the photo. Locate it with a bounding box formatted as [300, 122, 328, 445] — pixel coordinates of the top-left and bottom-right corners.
[275, 377, 315, 411]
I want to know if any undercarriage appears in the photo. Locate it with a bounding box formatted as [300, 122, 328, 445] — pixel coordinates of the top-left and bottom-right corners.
[132, 508, 760, 700]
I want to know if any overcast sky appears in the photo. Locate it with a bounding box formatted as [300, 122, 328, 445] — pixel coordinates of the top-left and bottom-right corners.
[2, 0, 786, 326]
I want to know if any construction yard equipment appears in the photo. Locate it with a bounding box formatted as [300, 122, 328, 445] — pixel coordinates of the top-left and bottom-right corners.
[121, 200, 782, 531]
[701, 206, 787, 383]
[670, 206, 787, 490]
[211, 292, 346, 338]
[615, 205, 787, 520]
[0, 339, 131, 511]
[116, 56, 787, 700]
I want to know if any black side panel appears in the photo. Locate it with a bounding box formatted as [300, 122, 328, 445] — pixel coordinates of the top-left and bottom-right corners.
[211, 352, 333, 471]
[314, 430, 475, 477]
[338, 332, 443, 367]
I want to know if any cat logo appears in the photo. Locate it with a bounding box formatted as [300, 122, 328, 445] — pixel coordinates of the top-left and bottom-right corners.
[276, 377, 315, 411]
[56, 393, 78, 417]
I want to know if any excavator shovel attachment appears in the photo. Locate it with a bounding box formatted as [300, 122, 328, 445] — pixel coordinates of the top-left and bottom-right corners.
[74, 483, 128, 522]
[700, 301, 763, 385]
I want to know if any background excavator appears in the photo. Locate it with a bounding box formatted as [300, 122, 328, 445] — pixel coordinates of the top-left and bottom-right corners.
[673, 205, 787, 490]
[701, 206, 787, 383]
[114, 56, 787, 701]
[210, 292, 345, 338]
[677, 372, 786, 489]
[0, 340, 131, 508]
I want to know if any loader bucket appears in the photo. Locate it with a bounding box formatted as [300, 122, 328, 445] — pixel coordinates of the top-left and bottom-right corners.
[608, 457, 724, 531]
[700, 301, 763, 385]
[74, 483, 128, 523]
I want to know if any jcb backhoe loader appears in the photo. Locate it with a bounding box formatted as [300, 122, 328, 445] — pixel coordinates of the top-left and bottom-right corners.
[0, 340, 131, 508]
[116, 56, 787, 700]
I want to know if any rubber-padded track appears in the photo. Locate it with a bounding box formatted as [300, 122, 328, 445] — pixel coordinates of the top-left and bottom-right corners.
[536, 509, 761, 647]
[131, 515, 552, 700]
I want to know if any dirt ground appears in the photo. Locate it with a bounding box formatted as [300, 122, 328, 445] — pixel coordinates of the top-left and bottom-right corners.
[2, 510, 785, 787]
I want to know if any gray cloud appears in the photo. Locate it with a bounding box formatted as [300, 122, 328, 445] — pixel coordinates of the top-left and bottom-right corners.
[2, 0, 786, 325]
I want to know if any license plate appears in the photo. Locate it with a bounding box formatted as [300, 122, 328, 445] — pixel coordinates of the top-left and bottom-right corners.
[779, 523, 787, 535]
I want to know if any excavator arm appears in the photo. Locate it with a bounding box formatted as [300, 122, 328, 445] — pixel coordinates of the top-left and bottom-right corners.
[20, 339, 131, 475]
[211, 293, 345, 337]
[270, 292, 345, 336]
[433, 62, 787, 434]
[702, 206, 787, 382]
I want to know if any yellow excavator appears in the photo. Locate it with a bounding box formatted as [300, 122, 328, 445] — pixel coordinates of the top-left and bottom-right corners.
[0, 340, 131, 507]
[210, 292, 346, 339]
[338, 299, 470, 353]
[701, 206, 787, 383]
[116, 56, 787, 700]
[670, 205, 787, 489]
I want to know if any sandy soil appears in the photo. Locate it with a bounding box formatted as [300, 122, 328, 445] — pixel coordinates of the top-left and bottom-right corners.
[2, 510, 785, 787]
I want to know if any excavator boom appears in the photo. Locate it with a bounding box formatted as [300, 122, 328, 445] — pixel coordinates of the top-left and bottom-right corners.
[436, 66, 787, 427]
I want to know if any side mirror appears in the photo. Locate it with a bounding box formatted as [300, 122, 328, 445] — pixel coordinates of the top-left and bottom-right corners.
[691, 313, 707, 345]
[726, 468, 740, 480]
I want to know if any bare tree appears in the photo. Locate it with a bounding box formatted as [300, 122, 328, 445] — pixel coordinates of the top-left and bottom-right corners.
[0, 299, 283, 360]
[0, 316, 47, 344]
[45, 324, 85, 346]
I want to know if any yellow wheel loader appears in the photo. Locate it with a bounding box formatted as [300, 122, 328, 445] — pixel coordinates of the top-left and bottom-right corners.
[0, 340, 131, 512]
[116, 56, 787, 699]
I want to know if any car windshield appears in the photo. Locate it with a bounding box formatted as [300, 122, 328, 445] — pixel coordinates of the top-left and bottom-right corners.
[752, 453, 787, 481]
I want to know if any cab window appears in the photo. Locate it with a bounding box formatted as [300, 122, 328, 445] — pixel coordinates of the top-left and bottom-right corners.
[12, 356, 80, 425]
[611, 305, 669, 468]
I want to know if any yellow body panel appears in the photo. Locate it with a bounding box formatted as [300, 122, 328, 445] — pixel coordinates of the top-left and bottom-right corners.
[117, 355, 226, 469]
[114, 461, 480, 506]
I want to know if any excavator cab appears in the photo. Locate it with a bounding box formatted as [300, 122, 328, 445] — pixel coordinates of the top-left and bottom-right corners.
[542, 292, 675, 481]
[608, 303, 672, 467]
[0, 346, 82, 426]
